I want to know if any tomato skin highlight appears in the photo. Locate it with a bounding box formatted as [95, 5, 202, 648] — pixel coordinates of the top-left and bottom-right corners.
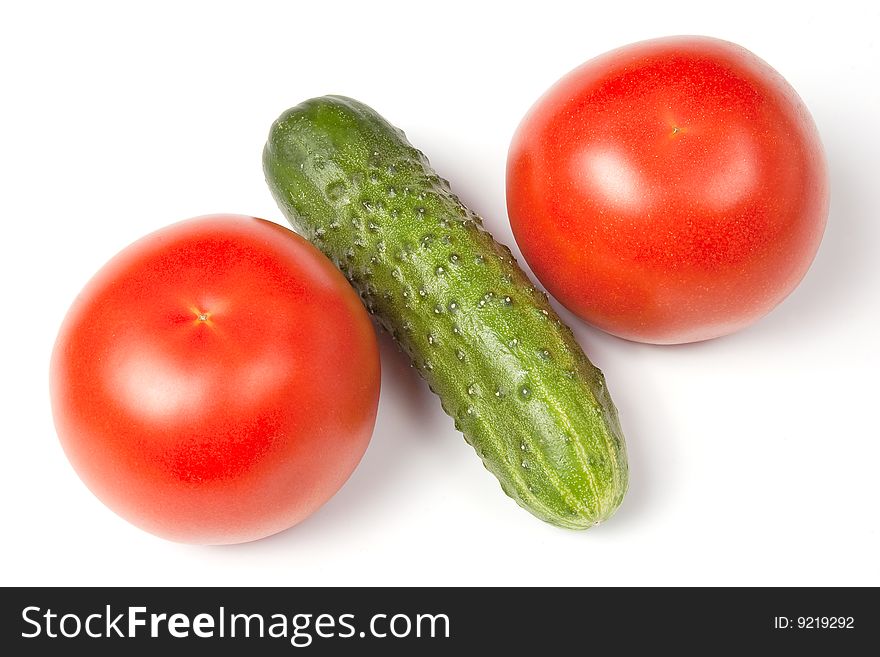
[50, 215, 380, 544]
[507, 36, 829, 344]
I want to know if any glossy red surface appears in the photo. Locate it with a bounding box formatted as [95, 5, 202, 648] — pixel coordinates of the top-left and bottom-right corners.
[51, 215, 380, 543]
[507, 36, 828, 343]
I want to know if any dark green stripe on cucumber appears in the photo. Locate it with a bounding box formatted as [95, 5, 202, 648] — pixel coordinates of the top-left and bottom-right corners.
[263, 96, 628, 529]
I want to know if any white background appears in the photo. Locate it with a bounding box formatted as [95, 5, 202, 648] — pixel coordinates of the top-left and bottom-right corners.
[2, 0, 878, 587]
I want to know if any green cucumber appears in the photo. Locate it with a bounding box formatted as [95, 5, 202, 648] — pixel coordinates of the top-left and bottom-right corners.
[263, 96, 628, 529]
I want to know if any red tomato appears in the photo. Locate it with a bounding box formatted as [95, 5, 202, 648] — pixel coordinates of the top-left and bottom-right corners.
[50, 215, 380, 544]
[507, 36, 828, 344]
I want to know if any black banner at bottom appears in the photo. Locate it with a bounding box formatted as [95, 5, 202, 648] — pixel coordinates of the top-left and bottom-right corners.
[1, 587, 875, 654]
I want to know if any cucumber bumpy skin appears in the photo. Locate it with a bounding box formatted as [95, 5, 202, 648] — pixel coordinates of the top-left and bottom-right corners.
[263, 96, 628, 529]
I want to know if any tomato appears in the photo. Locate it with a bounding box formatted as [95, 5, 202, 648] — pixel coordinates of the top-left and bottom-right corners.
[50, 215, 380, 544]
[507, 36, 828, 344]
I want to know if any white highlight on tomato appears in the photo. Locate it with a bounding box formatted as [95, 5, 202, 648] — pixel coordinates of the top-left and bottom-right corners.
[111, 343, 209, 421]
[701, 129, 758, 212]
[578, 148, 646, 213]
